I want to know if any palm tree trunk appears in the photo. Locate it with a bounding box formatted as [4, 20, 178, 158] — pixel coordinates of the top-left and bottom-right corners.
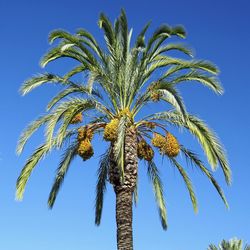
[115, 188, 133, 250]
[109, 127, 138, 250]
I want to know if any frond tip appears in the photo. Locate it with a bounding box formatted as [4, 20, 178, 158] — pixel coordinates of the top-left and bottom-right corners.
[16, 142, 52, 201]
[95, 148, 111, 225]
[170, 158, 198, 213]
[147, 161, 167, 230]
[48, 143, 77, 208]
[181, 146, 229, 209]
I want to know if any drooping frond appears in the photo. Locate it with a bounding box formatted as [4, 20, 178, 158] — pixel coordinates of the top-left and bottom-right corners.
[48, 30, 98, 64]
[16, 143, 52, 200]
[161, 60, 219, 78]
[46, 85, 102, 111]
[171, 25, 186, 38]
[146, 24, 172, 54]
[154, 82, 187, 118]
[76, 28, 100, 47]
[47, 87, 86, 111]
[133, 82, 186, 119]
[169, 71, 223, 94]
[186, 115, 231, 184]
[143, 58, 220, 90]
[169, 158, 198, 212]
[63, 65, 88, 81]
[16, 131, 75, 201]
[150, 43, 194, 60]
[40, 45, 88, 68]
[181, 146, 228, 208]
[48, 142, 78, 208]
[45, 98, 96, 148]
[146, 111, 231, 184]
[20, 73, 69, 95]
[17, 113, 53, 155]
[95, 147, 111, 225]
[147, 160, 167, 229]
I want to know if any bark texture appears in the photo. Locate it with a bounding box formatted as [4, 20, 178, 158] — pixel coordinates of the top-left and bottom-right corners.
[109, 127, 138, 250]
[115, 188, 133, 250]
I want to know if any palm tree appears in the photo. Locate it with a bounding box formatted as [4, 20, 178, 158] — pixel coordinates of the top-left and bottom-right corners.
[208, 238, 250, 250]
[16, 9, 231, 250]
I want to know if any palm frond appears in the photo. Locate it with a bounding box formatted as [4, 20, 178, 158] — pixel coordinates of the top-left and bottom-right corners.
[98, 13, 115, 49]
[20, 73, 68, 95]
[169, 158, 198, 212]
[207, 245, 218, 250]
[48, 142, 78, 208]
[40, 45, 88, 68]
[16, 141, 54, 200]
[46, 87, 83, 111]
[171, 25, 186, 38]
[151, 43, 194, 60]
[187, 114, 231, 184]
[63, 65, 87, 81]
[76, 28, 99, 47]
[44, 98, 94, 148]
[95, 147, 111, 225]
[16, 131, 75, 201]
[209, 238, 250, 250]
[146, 24, 172, 54]
[133, 82, 186, 119]
[155, 82, 187, 119]
[48, 30, 97, 64]
[146, 111, 231, 184]
[46, 85, 102, 111]
[181, 146, 228, 208]
[134, 21, 151, 49]
[170, 71, 223, 94]
[17, 113, 53, 155]
[119, 9, 129, 59]
[147, 160, 167, 229]
[53, 99, 96, 147]
[161, 60, 219, 79]
[142, 57, 184, 82]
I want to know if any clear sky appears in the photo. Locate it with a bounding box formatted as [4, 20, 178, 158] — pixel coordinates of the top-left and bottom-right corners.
[0, 0, 250, 249]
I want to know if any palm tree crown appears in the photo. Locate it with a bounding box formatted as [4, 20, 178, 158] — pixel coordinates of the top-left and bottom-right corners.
[208, 238, 250, 250]
[16, 9, 231, 248]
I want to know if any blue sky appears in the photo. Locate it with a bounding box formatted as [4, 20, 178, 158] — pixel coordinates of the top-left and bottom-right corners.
[0, 0, 250, 249]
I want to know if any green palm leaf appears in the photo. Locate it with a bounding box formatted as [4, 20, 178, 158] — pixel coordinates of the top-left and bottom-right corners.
[17, 113, 53, 155]
[181, 146, 228, 208]
[95, 148, 111, 225]
[170, 158, 198, 212]
[21, 73, 67, 95]
[147, 111, 231, 184]
[147, 161, 167, 229]
[48, 142, 78, 208]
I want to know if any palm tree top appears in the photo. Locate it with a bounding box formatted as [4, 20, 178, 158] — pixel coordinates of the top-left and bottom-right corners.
[208, 238, 250, 250]
[16, 9, 231, 230]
